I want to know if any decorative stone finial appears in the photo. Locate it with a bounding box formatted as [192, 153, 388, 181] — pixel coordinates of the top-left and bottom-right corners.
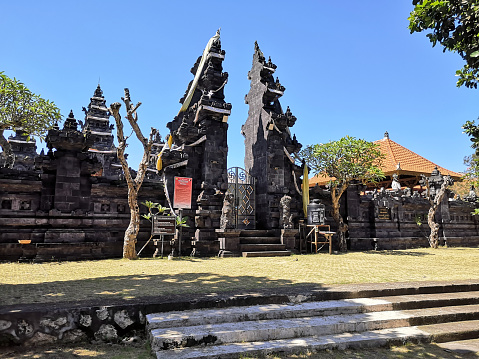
[94, 84, 103, 98]
[63, 110, 78, 131]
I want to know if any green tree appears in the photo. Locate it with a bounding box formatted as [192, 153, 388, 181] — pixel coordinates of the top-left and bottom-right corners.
[0, 72, 61, 167]
[409, 1, 479, 205]
[408, 0, 479, 89]
[301, 136, 385, 252]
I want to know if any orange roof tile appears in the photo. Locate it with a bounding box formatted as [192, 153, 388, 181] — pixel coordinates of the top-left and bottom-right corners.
[309, 133, 462, 187]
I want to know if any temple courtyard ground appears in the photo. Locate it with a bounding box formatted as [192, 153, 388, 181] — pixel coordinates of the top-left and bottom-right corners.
[1, 247, 478, 358]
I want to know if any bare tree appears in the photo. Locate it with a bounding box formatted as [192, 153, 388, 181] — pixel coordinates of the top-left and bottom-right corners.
[109, 88, 158, 259]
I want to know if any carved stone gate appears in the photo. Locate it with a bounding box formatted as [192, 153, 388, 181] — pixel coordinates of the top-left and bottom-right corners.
[227, 167, 256, 229]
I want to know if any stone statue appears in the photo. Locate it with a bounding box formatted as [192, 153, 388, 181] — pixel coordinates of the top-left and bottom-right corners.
[220, 192, 235, 229]
[466, 185, 477, 202]
[404, 187, 412, 197]
[279, 195, 293, 229]
[391, 174, 401, 192]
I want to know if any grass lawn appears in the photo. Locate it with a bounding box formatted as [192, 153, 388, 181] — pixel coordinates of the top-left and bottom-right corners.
[1, 247, 479, 358]
[1, 247, 479, 307]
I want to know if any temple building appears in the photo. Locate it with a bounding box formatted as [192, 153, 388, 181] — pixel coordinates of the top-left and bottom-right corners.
[309, 131, 462, 190]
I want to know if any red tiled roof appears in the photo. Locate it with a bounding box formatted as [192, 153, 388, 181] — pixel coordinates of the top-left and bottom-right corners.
[309, 133, 462, 187]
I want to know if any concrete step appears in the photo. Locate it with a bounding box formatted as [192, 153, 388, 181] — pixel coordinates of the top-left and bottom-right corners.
[146, 297, 394, 330]
[404, 304, 479, 325]
[150, 304, 479, 352]
[241, 250, 291, 257]
[239, 236, 281, 244]
[154, 326, 429, 359]
[147, 292, 479, 331]
[240, 230, 277, 237]
[150, 310, 414, 351]
[379, 290, 479, 310]
[148, 284, 479, 357]
[240, 243, 286, 252]
[418, 319, 479, 343]
[154, 322, 479, 359]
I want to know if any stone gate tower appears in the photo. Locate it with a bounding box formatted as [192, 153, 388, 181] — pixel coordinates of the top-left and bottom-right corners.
[161, 31, 231, 255]
[242, 42, 303, 229]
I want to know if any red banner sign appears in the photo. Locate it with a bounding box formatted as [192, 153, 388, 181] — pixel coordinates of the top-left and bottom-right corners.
[173, 177, 192, 209]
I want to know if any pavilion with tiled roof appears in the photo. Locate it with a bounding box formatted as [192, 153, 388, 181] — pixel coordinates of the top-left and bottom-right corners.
[309, 131, 462, 189]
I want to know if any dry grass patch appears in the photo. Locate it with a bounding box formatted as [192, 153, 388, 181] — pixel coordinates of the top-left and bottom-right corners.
[0, 247, 478, 306]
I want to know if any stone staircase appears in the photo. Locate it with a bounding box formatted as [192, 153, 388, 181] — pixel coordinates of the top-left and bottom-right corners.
[147, 283, 479, 358]
[239, 230, 291, 257]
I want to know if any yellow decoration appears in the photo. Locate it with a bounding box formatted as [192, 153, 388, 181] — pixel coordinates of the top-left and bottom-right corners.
[302, 164, 309, 218]
[178, 30, 220, 114]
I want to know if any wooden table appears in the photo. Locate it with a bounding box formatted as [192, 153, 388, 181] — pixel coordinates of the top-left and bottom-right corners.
[307, 225, 334, 254]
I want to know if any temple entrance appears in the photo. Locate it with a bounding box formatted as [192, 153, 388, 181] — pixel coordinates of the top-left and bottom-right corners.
[227, 167, 256, 229]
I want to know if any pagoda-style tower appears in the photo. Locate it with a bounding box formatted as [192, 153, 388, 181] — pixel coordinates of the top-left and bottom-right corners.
[161, 30, 232, 256]
[81, 85, 122, 179]
[1, 131, 38, 171]
[242, 42, 303, 229]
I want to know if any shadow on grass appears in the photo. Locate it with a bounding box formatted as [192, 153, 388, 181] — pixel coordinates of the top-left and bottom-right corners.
[0, 271, 322, 308]
[365, 250, 434, 257]
[0, 340, 154, 359]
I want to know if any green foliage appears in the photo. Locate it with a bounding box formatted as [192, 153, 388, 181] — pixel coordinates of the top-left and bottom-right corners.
[414, 214, 424, 226]
[300, 136, 385, 187]
[0, 71, 61, 136]
[140, 201, 170, 221]
[176, 216, 189, 228]
[408, 0, 479, 89]
[463, 119, 479, 155]
[462, 120, 479, 184]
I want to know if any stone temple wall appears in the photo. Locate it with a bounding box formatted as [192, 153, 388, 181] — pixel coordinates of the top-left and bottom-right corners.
[0, 168, 165, 262]
[0, 110, 166, 262]
[310, 184, 479, 251]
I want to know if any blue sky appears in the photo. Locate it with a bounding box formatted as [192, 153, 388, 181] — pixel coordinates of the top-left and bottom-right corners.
[2, 1, 477, 173]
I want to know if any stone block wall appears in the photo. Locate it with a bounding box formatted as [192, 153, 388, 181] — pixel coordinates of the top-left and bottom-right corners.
[0, 168, 165, 262]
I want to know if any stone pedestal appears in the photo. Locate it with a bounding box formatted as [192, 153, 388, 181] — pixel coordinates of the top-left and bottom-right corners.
[281, 229, 298, 253]
[216, 229, 241, 257]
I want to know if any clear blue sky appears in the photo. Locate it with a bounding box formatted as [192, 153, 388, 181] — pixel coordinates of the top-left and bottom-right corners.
[2, 1, 477, 173]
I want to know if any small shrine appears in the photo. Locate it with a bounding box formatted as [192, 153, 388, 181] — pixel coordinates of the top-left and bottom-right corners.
[35, 110, 101, 213]
[0, 131, 38, 171]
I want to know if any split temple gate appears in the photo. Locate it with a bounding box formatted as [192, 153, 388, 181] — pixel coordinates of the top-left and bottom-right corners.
[0, 32, 479, 261]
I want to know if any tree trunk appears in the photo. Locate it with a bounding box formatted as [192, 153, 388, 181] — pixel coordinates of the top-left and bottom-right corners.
[123, 187, 139, 259]
[0, 129, 14, 168]
[426, 176, 453, 249]
[331, 183, 349, 252]
[109, 91, 157, 260]
[427, 207, 440, 249]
